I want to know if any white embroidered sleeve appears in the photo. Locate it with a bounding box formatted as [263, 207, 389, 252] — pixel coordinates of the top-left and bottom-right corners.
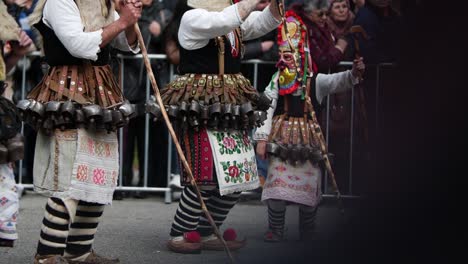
[253, 72, 279, 141]
[42, 0, 102, 61]
[241, 5, 281, 41]
[315, 70, 359, 104]
[178, 5, 242, 50]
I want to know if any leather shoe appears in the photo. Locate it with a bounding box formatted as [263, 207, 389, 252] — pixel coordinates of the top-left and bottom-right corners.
[201, 236, 246, 251]
[167, 238, 202, 254]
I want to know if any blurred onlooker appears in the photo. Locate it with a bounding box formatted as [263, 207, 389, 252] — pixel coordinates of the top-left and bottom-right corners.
[327, 0, 354, 40]
[285, 0, 304, 8]
[116, 0, 172, 199]
[352, 0, 402, 63]
[4, 0, 40, 186]
[162, 0, 190, 66]
[352, 0, 365, 13]
[1, 0, 32, 246]
[290, 0, 347, 73]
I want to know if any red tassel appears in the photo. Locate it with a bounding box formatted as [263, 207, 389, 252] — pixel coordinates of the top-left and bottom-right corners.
[184, 231, 201, 243]
[223, 228, 237, 241]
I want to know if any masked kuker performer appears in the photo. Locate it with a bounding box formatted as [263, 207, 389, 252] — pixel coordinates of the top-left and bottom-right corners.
[158, 0, 281, 254]
[17, 0, 142, 263]
[254, 10, 364, 242]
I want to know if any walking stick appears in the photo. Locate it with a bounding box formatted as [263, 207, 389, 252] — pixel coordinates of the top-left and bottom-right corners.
[133, 24, 235, 264]
[349, 25, 370, 144]
[304, 78, 345, 215]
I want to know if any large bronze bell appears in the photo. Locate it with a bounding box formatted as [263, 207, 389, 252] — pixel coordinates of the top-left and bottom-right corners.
[29, 100, 45, 124]
[119, 101, 136, 122]
[45, 101, 61, 128]
[266, 142, 280, 156]
[60, 101, 76, 123]
[102, 109, 113, 132]
[82, 104, 103, 124]
[208, 102, 222, 129]
[42, 118, 54, 135]
[179, 101, 189, 124]
[74, 109, 86, 128]
[221, 103, 232, 130]
[200, 104, 210, 126]
[188, 101, 201, 129]
[16, 99, 32, 120]
[55, 115, 68, 131]
[112, 110, 125, 128]
[308, 146, 323, 163]
[167, 105, 179, 119]
[145, 99, 162, 122]
[278, 144, 289, 161]
[256, 93, 273, 111]
[289, 145, 301, 164]
[231, 104, 241, 130]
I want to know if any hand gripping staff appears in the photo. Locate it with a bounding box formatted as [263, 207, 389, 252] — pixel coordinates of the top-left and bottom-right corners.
[133, 24, 236, 264]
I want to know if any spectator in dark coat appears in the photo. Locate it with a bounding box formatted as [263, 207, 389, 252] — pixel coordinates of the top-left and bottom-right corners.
[290, 0, 348, 73]
[352, 0, 402, 63]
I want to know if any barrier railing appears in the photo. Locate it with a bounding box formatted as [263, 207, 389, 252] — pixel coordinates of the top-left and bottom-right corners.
[14, 51, 396, 201]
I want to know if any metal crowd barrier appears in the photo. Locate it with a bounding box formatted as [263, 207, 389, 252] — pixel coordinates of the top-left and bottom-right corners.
[15, 51, 395, 202]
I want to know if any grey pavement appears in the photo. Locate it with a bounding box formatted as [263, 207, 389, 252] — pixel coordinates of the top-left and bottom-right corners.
[1, 192, 361, 264]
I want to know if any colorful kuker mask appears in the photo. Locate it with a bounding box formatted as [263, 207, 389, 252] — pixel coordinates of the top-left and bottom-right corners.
[276, 11, 308, 96]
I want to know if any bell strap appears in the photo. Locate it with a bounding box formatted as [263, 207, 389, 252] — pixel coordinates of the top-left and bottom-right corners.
[291, 117, 300, 145]
[93, 67, 109, 107]
[300, 115, 309, 145]
[268, 114, 285, 142]
[281, 116, 293, 145]
[68, 66, 78, 101]
[216, 36, 225, 75]
[38, 66, 56, 102]
[56, 65, 68, 101]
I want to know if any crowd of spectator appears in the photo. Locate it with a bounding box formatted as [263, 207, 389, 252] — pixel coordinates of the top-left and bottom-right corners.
[2, 0, 405, 199]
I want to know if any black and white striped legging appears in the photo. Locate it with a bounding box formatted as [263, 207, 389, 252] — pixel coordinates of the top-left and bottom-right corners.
[170, 186, 241, 237]
[267, 199, 318, 233]
[37, 198, 104, 257]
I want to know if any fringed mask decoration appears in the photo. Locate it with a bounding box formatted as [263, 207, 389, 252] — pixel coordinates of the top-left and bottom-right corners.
[276, 11, 308, 96]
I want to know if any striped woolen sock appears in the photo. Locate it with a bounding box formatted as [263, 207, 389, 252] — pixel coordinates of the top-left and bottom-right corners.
[64, 201, 105, 258]
[267, 199, 286, 233]
[170, 186, 210, 237]
[36, 198, 71, 256]
[197, 191, 241, 237]
[299, 205, 318, 235]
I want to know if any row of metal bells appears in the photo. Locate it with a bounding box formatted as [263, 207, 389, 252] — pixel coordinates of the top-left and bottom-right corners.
[152, 100, 269, 131]
[266, 142, 324, 165]
[16, 99, 137, 133]
[0, 133, 24, 164]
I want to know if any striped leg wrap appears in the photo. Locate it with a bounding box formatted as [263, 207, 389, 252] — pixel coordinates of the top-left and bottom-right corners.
[64, 201, 104, 257]
[299, 205, 318, 235]
[170, 186, 210, 237]
[37, 198, 71, 256]
[267, 200, 287, 233]
[197, 191, 241, 236]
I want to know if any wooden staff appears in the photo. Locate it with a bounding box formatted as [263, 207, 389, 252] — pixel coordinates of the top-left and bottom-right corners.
[304, 79, 345, 215]
[350, 25, 370, 144]
[133, 24, 235, 264]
